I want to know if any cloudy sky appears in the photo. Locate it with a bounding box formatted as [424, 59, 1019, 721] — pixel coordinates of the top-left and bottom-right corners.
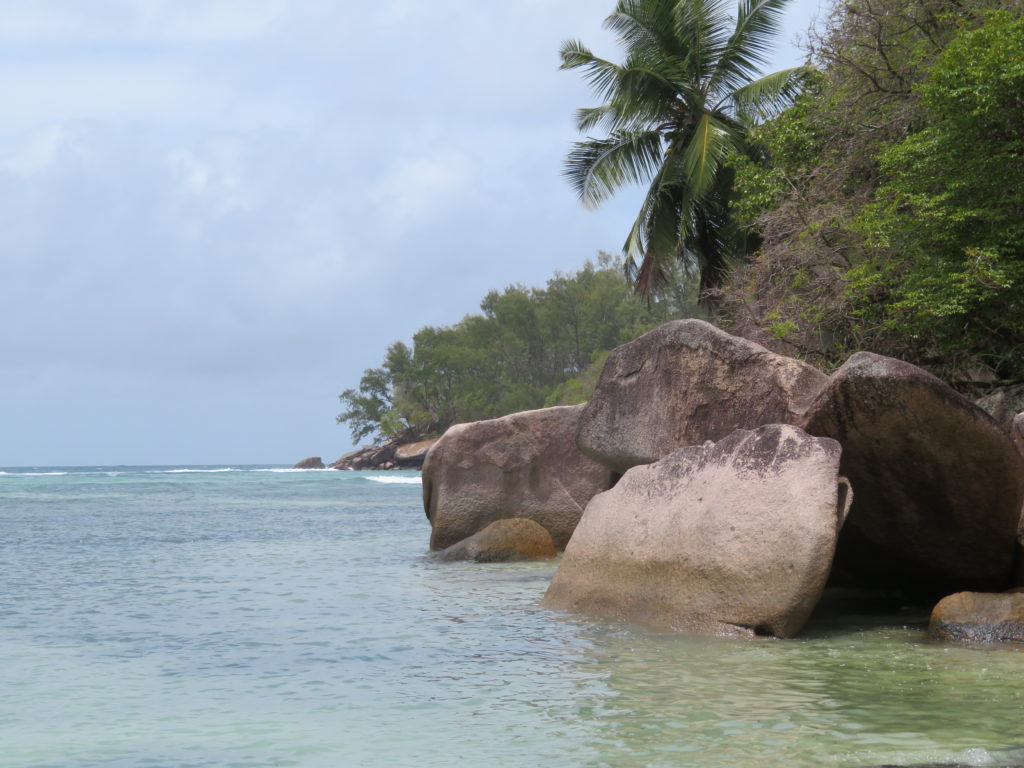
[0, 0, 823, 466]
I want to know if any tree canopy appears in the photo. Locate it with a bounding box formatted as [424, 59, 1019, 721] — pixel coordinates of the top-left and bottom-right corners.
[338, 256, 695, 444]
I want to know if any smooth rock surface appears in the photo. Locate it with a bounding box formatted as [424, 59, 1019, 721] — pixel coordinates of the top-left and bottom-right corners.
[802, 352, 1024, 595]
[395, 438, 439, 465]
[331, 445, 389, 470]
[576, 319, 828, 474]
[1016, 529, 1024, 589]
[423, 405, 614, 550]
[331, 437, 437, 470]
[1000, 416, 1022, 587]
[544, 424, 852, 638]
[929, 591, 1024, 643]
[292, 456, 325, 469]
[435, 518, 557, 562]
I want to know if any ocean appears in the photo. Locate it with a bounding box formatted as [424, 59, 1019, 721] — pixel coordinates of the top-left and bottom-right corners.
[2, 466, 1022, 768]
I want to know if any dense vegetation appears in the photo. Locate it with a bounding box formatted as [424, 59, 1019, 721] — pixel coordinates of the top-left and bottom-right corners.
[721, 0, 1024, 383]
[340, 0, 1023, 444]
[338, 257, 696, 443]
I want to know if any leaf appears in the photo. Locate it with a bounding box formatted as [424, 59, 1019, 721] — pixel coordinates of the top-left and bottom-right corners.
[727, 66, 808, 122]
[563, 130, 666, 208]
[710, 0, 792, 94]
[679, 112, 738, 197]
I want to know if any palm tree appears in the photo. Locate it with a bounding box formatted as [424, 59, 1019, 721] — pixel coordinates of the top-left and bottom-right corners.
[562, 0, 805, 300]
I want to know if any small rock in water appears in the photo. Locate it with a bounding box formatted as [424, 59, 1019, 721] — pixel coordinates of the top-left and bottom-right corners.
[868, 751, 1024, 768]
[929, 591, 1024, 643]
[435, 518, 557, 563]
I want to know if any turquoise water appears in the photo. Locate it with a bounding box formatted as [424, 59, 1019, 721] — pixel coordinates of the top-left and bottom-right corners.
[2, 466, 1023, 768]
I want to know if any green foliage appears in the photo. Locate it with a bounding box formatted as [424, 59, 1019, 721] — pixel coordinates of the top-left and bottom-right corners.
[562, 0, 805, 299]
[337, 256, 694, 443]
[848, 11, 1024, 377]
[336, 366, 395, 443]
[721, 0, 1023, 380]
[545, 350, 613, 406]
[728, 72, 827, 228]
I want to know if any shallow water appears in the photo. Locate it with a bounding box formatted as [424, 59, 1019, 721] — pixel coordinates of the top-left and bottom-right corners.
[2, 467, 1022, 768]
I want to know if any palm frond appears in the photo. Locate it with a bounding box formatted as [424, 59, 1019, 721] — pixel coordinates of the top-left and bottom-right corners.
[559, 40, 625, 102]
[691, 203, 730, 292]
[564, 130, 666, 208]
[607, 1, 684, 61]
[678, 112, 738, 198]
[710, 0, 792, 95]
[575, 100, 668, 133]
[674, 0, 732, 83]
[616, 54, 689, 116]
[623, 154, 675, 277]
[574, 105, 616, 133]
[634, 186, 686, 295]
[727, 66, 808, 122]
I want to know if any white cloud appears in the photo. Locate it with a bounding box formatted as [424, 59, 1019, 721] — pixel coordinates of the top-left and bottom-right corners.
[369, 150, 476, 233]
[0, 0, 820, 463]
[0, 0, 287, 45]
[0, 60, 222, 127]
[166, 138, 255, 217]
[0, 124, 68, 175]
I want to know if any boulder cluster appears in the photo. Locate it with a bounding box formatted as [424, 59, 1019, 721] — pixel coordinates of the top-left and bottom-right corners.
[330, 438, 438, 471]
[422, 320, 1024, 642]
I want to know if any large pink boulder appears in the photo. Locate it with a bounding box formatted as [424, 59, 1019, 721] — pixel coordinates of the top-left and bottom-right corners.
[423, 405, 614, 550]
[544, 425, 852, 638]
[576, 320, 828, 474]
[802, 352, 1024, 595]
[1012, 412, 1024, 458]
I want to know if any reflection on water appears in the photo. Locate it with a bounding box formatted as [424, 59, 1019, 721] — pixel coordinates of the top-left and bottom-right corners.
[551, 598, 1024, 768]
[420, 559, 1024, 768]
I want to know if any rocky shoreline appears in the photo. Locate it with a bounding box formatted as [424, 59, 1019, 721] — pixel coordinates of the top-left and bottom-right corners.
[418, 319, 1024, 644]
[294, 437, 439, 471]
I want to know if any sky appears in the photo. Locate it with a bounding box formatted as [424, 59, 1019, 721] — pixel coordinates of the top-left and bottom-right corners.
[0, 0, 825, 466]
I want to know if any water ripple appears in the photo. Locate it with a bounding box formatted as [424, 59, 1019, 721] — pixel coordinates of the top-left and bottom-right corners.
[1, 469, 1022, 768]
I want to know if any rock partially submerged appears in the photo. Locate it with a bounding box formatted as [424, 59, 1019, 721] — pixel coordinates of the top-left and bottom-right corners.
[292, 456, 325, 469]
[331, 444, 394, 470]
[929, 591, 1024, 643]
[331, 437, 439, 470]
[544, 425, 852, 638]
[412, 318, 1024, 641]
[435, 518, 557, 562]
[802, 352, 1024, 596]
[423, 405, 613, 551]
[576, 319, 828, 474]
